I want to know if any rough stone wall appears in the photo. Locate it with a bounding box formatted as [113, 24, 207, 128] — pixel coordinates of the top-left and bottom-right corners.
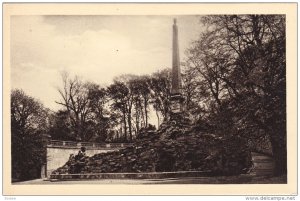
[52, 117, 252, 176]
[46, 147, 115, 176]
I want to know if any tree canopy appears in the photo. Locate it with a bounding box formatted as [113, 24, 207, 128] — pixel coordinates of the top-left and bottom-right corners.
[11, 89, 49, 181]
[185, 15, 286, 175]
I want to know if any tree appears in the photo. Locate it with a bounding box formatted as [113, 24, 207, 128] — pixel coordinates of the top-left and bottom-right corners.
[182, 63, 211, 121]
[149, 69, 171, 125]
[56, 72, 112, 142]
[186, 15, 286, 175]
[109, 74, 153, 141]
[56, 72, 89, 141]
[11, 89, 49, 181]
[107, 81, 130, 141]
[56, 72, 93, 141]
[86, 83, 110, 142]
[48, 110, 75, 141]
[129, 75, 151, 132]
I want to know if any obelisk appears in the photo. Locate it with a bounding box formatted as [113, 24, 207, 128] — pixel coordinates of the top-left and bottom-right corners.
[169, 18, 184, 117]
[171, 18, 182, 94]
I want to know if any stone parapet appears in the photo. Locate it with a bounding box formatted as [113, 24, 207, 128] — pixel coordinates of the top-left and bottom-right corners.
[48, 140, 133, 149]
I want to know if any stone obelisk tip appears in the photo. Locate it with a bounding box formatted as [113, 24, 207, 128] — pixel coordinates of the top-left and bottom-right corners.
[174, 18, 177, 25]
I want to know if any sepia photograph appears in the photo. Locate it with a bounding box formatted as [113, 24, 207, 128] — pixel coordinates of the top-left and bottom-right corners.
[3, 3, 297, 196]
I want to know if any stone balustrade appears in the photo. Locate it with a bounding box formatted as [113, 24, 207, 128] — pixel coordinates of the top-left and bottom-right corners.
[48, 140, 133, 149]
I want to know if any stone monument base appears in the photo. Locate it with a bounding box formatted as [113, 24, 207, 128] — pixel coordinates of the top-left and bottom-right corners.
[51, 118, 252, 177]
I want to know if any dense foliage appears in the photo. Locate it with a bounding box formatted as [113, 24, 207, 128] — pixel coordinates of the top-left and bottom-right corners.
[11, 89, 49, 181]
[185, 15, 286, 175]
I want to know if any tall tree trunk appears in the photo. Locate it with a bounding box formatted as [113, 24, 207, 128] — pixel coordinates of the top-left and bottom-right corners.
[156, 109, 160, 127]
[74, 113, 82, 141]
[135, 107, 140, 136]
[123, 112, 127, 142]
[144, 99, 148, 126]
[140, 105, 145, 128]
[116, 130, 119, 141]
[128, 111, 132, 141]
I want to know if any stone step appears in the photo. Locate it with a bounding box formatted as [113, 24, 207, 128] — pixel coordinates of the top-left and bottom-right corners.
[252, 155, 273, 159]
[251, 152, 275, 176]
[50, 170, 214, 181]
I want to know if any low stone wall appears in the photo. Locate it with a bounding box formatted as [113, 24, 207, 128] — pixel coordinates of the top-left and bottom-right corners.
[45, 141, 132, 177]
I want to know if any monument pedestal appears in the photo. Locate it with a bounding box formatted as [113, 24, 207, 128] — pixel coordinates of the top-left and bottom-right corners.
[169, 93, 184, 114]
[169, 93, 190, 126]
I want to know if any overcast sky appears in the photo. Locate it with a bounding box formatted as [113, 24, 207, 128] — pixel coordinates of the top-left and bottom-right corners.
[11, 15, 203, 111]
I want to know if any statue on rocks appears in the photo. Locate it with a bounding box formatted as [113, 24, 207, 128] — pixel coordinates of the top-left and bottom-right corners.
[68, 147, 88, 174]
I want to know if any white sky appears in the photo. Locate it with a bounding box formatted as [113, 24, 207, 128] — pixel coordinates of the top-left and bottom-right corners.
[11, 15, 203, 111]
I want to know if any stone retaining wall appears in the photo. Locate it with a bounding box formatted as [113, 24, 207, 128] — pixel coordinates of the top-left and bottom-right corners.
[45, 141, 133, 177]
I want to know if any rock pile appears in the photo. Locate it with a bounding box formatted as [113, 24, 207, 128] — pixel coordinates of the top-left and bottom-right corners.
[52, 117, 252, 176]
